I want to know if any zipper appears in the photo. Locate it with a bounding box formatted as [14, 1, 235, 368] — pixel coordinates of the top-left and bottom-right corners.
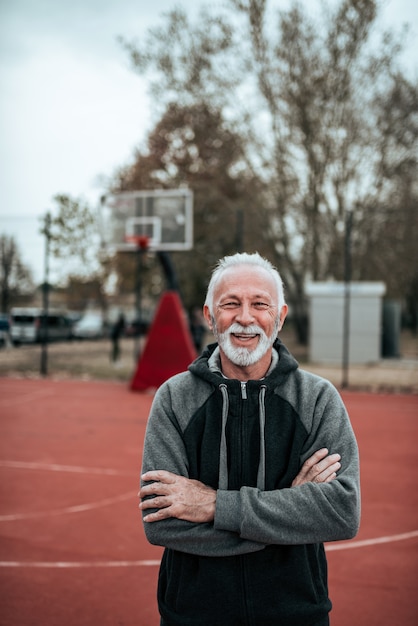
[239, 554, 251, 625]
[241, 381, 247, 399]
[239, 381, 247, 494]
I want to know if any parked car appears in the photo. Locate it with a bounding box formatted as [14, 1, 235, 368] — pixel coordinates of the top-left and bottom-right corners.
[0, 314, 10, 347]
[72, 313, 106, 339]
[9, 308, 72, 344]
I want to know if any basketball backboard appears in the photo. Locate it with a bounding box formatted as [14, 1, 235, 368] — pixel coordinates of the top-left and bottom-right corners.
[100, 189, 193, 252]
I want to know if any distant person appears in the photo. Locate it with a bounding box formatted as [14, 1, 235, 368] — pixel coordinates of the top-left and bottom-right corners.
[189, 306, 207, 352]
[110, 313, 125, 363]
[140, 252, 360, 626]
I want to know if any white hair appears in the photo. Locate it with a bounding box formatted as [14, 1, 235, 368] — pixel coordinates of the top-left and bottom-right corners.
[204, 252, 286, 315]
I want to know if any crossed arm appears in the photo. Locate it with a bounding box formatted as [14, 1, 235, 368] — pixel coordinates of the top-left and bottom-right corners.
[140, 448, 341, 524]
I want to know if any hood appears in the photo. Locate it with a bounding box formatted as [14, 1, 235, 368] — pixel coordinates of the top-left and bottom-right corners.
[188, 338, 299, 492]
[188, 337, 299, 386]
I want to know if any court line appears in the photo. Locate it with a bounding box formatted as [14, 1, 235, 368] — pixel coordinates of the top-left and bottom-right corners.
[0, 491, 137, 521]
[0, 387, 56, 407]
[0, 530, 417, 567]
[0, 460, 138, 521]
[0, 560, 161, 568]
[326, 529, 418, 551]
[0, 460, 137, 476]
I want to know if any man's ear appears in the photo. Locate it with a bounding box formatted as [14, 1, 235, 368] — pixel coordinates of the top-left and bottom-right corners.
[278, 304, 288, 331]
[203, 305, 213, 330]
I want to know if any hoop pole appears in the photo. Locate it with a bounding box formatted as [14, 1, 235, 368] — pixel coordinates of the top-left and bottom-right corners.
[157, 251, 180, 292]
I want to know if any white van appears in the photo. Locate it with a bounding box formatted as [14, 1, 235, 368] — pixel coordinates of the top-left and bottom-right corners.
[72, 312, 106, 339]
[9, 308, 72, 344]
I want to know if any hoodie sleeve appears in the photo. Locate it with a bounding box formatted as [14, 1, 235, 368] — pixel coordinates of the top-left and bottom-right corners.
[214, 375, 361, 545]
[141, 377, 266, 556]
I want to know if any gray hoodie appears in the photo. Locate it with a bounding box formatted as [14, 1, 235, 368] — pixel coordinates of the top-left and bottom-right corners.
[141, 339, 360, 625]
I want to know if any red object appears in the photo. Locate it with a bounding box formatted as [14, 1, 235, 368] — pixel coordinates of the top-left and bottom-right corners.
[124, 234, 150, 250]
[130, 291, 197, 391]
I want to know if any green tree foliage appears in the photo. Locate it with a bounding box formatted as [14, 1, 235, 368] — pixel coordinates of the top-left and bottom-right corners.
[120, 0, 418, 341]
[0, 234, 34, 312]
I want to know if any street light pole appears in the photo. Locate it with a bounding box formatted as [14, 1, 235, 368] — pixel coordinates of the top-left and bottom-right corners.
[342, 209, 353, 389]
[40, 211, 51, 377]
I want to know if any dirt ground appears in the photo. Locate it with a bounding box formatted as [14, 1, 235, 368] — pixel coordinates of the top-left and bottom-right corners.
[0, 327, 417, 393]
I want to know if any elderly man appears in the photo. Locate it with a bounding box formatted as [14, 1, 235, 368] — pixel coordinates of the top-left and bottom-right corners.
[140, 252, 360, 626]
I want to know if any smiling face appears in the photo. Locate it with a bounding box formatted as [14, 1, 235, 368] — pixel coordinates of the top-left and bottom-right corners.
[203, 264, 288, 379]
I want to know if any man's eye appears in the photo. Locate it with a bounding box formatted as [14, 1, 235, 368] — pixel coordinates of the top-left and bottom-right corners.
[253, 302, 270, 310]
[219, 302, 240, 309]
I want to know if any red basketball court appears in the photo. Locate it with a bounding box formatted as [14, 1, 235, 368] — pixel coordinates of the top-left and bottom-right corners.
[0, 378, 417, 625]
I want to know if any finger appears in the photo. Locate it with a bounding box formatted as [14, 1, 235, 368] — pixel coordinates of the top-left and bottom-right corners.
[302, 453, 340, 479]
[313, 460, 341, 483]
[140, 481, 173, 499]
[141, 469, 178, 483]
[314, 454, 341, 476]
[302, 448, 329, 470]
[143, 507, 173, 523]
[323, 472, 337, 483]
[140, 495, 171, 511]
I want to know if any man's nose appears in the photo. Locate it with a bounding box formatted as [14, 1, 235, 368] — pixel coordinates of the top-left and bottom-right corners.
[235, 303, 255, 324]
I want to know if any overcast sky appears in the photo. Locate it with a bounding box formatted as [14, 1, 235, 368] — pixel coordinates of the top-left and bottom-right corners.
[0, 0, 417, 284]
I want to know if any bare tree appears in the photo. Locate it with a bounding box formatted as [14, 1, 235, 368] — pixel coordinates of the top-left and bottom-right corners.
[120, 0, 417, 342]
[0, 234, 34, 312]
[49, 195, 99, 272]
[351, 70, 418, 330]
[47, 194, 111, 311]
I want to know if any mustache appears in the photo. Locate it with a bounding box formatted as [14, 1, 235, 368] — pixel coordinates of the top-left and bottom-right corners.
[226, 323, 265, 335]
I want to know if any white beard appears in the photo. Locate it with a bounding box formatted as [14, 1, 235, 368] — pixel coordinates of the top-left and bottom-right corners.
[213, 320, 279, 367]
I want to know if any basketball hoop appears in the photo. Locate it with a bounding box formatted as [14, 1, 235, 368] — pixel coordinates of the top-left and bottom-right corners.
[100, 189, 193, 253]
[125, 235, 150, 251]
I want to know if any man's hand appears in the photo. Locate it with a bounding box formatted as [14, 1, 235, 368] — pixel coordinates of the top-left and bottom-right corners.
[140, 470, 216, 523]
[291, 448, 341, 487]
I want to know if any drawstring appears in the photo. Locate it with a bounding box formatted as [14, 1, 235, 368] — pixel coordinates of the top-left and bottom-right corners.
[257, 385, 267, 491]
[217, 383, 267, 492]
[218, 384, 229, 490]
